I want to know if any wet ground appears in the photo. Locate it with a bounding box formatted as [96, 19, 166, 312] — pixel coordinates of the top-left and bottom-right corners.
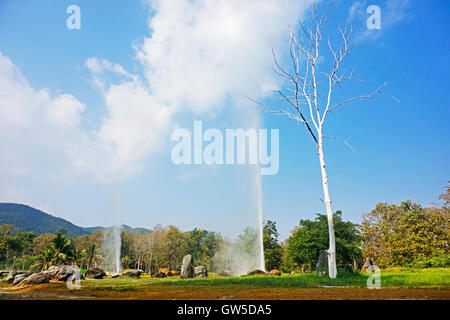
[1, 283, 449, 300]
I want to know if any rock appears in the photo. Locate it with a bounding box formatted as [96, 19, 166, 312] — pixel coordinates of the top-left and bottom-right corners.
[13, 274, 27, 285]
[2, 270, 17, 283]
[194, 266, 208, 278]
[315, 250, 328, 275]
[269, 269, 281, 276]
[246, 269, 267, 276]
[362, 258, 375, 273]
[158, 268, 170, 276]
[180, 254, 193, 279]
[21, 272, 49, 285]
[43, 265, 61, 278]
[24, 270, 40, 277]
[121, 269, 142, 278]
[85, 268, 106, 279]
[55, 265, 79, 281]
[289, 271, 296, 276]
[167, 270, 180, 277]
[216, 270, 232, 277]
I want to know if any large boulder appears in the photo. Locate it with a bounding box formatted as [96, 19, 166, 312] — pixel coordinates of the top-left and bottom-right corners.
[43, 265, 61, 279]
[194, 266, 208, 278]
[24, 270, 40, 277]
[362, 258, 375, 273]
[180, 254, 193, 279]
[85, 268, 106, 279]
[315, 250, 328, 275]
[54, 265, 79, 281]
[13, 274, 27, 285]
[216, 270, 232, 277]
[21, 272, 49, 285]
[2, 270, 17, 283]
[121, 269, 142, 278]
[269, 269, 281, 276]
[246, 270, 267, 276]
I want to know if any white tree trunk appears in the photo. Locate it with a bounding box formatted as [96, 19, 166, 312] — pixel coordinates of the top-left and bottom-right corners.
[317, 133, 337, 278]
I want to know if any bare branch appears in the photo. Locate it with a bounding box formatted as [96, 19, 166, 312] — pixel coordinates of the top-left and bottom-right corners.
[327, 82, 389, 113]
[324, 136, 357, 154]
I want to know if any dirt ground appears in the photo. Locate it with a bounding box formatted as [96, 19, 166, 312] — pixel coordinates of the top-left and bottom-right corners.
[1, 283, 449, 300]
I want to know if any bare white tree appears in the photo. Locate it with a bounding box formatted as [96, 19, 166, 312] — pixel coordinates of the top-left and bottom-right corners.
[251, 4, 390, 278]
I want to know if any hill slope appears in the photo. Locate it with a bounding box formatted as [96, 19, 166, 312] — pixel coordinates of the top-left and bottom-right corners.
[0, 203, 88, 236]
[0, 203, 148, 236]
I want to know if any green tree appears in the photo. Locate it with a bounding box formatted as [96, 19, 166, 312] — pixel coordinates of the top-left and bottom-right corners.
[263, 220, 283, 271]
[283, 211, 362, 271]
[0, 224, 19, 267]
[361, 197, 449, 268]
[185, 228, 220, 270]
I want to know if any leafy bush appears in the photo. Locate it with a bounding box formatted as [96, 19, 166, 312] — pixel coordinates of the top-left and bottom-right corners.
[408, 253, 450, 269]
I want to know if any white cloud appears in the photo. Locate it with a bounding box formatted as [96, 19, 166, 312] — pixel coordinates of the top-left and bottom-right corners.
[0, 0, 315, 186]
[137, 0, 315, 114]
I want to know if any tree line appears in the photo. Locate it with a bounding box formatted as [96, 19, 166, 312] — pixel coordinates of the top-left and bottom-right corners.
[1, 187, 448, 273]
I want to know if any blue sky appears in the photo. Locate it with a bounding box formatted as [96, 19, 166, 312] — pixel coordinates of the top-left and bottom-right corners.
[0, 0, 448, 240]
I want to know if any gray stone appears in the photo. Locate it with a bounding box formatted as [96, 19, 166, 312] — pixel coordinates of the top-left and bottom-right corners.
[21, 272, 49, 284]
[315, 250, 328, 275]
[121, 269, 142, 278]
[85, 267, 106, 279]
[43, 265, 61, 278]
[194, 266, 208, 278]
[24, 270, 40, 277]
[13, 274, 27, 285]
[180, 254, 193, 279]
[56, 265, 80, 281]
[2, 270, 17, 283]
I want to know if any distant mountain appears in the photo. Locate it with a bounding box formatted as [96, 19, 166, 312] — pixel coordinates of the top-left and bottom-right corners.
[0, 203, 148, 237]
[83, 225, 149, 234]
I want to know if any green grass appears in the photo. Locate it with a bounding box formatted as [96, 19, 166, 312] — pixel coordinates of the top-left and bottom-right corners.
[79, 268, 450, 291]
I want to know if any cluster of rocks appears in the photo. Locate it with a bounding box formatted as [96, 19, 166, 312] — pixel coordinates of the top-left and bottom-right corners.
[244, 269, 281, 276]
[179, 254, 208, 279]
[1, 265, 81, 286]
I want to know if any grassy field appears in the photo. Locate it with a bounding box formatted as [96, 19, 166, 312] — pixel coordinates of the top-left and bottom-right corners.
[84, 268, 450, 290]
[1, 268, 449, 300]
